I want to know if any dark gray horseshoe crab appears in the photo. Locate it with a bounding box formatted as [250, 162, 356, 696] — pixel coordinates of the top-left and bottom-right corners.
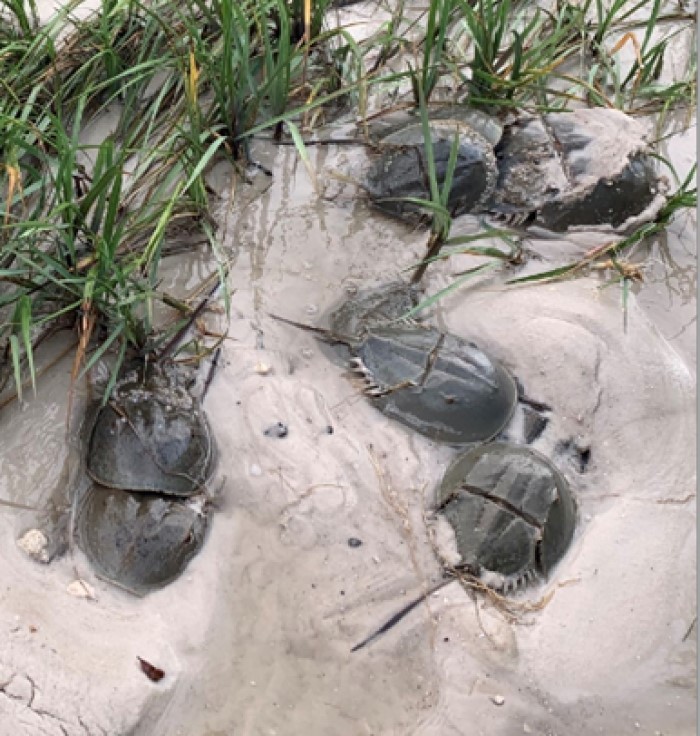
[365, 108, 502, 220]
[350, 325, 518, 444]
[366, 106, 667, 231]
[273, 282, 518, 445]
[74, 485, 207, 595]
[87, 364, 214, 497]
[75, 362, 216, 594]
[351, 442, 577, 652]
[435, 442, 577, 591]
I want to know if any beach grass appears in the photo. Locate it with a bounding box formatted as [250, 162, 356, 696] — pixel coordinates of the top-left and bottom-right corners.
[0, 0, 695, 398]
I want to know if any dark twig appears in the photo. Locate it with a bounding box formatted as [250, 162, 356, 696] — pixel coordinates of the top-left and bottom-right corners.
[411, 231, 445, 285]
[682, 615, 697, 643]
[155, 278, 223, 362]
[201, 347, 221, 400]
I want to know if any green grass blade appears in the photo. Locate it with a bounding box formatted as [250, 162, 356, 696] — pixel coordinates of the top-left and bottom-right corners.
[8, 334, 23, 402]
[17, 294, 36, 396]
[286, 120, 319, 192]
[401, 261, 502, 320]
[79, 322, 124, 380]
[506, 263, 579, 284]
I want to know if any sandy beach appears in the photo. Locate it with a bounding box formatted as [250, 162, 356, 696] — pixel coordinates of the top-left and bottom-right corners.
[0, 1, 696, 732]
[0, 133, 696, 735]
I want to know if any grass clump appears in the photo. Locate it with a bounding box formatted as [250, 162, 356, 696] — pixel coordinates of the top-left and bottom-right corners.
[0, 0, 695, 400]
[0, 0, 352, 399]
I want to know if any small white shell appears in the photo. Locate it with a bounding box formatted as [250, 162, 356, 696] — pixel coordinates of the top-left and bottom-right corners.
[66, 580, 97, 600]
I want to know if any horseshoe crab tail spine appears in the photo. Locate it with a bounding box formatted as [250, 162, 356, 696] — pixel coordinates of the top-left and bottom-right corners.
[351, 578, 455, 653]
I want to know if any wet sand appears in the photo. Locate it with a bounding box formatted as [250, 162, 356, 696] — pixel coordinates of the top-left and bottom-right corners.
[0, 2, 696, 731]
[0, 135, 695, 735]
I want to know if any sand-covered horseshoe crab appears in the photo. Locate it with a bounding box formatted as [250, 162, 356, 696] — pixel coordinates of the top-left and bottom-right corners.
[75, 362, 215, 594]
[435, 442, 577, 591]
[488, 108, 667, 231]
[274, 282, 518, 445]
[87, 363, 214, 497]
[366, 106, 667, 231]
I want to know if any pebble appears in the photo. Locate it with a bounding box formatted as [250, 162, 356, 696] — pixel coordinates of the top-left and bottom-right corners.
[254, 362, 272, 376]
[264, 422, 289, 439]
[249, 464, 263, 477]
[17, 529, 49, 563]
[347, 537, 362, 548]
[492, 695, 505, 706]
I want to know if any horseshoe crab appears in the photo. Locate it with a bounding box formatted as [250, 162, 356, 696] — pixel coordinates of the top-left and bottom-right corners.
[366, 106, 667, 231]
[488, 108, 667, 231]
[435, 442, 577, 591]
[274, 282, 518, 445]
[75, 362, 215, 594]
[351, 325, 517, 444]
[365, 108, 501, 220]
[74, 485, 207, 595]
[351, 440, 576, 651]
[87, 364, 214, 497]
